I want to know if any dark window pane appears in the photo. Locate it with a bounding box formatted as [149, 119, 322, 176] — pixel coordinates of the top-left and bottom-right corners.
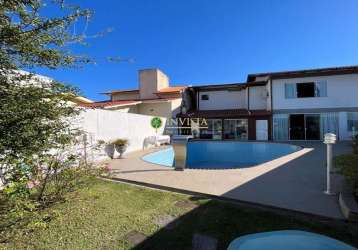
[201, 94, 209, 100]
[297, 82, 315, 98]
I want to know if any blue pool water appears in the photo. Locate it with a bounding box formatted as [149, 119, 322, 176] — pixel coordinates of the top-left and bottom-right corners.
[142, 141, 301, 169]
[227, 230, 356, 250]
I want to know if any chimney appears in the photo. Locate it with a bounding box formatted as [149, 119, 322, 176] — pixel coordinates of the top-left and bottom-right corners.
[139, 69, 169, 99]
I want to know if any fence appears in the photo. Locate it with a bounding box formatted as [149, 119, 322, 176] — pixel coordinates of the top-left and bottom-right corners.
[0, 109, 166, 188]
[78, 109, 167, 161]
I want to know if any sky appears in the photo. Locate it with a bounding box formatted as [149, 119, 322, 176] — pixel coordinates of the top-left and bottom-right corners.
[35, 0, 358, 101]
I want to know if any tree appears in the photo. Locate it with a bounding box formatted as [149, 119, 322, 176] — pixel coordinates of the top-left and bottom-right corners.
[0, 1, 99, 205]
[0, 0, 93, 69]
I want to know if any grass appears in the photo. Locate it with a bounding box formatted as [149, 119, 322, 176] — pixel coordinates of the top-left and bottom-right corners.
[1, 179, 358, 250]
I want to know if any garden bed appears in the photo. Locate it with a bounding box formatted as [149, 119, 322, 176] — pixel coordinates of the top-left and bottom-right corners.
[339, 185, 358, 222]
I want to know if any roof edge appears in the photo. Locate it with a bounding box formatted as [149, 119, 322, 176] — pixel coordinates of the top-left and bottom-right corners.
[247, 65, 358, 81]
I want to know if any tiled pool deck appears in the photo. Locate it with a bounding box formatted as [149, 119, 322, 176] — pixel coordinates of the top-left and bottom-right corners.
[108, 142, 352, 219]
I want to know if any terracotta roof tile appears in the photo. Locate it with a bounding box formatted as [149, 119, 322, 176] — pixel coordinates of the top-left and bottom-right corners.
[78, 100, 141, 108]
[247, 65, 358, 81]
[78, 97, 180, 109]
[180, 109, 271, 118]
[155, 86, 186, 93]
[101, 89, 139, 95]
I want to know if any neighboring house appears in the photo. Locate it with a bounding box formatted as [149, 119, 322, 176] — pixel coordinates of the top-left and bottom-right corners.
[71, 96, 93, 105]
[179, 65, 358, 141]
[81, 69, 185, 119]
[5, 70, 93, 105]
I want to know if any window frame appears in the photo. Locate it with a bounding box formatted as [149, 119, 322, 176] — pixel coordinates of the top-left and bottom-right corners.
[201, 94, 209, 101]
[284, 81, 327, 99]
[347, 112, 358, 132]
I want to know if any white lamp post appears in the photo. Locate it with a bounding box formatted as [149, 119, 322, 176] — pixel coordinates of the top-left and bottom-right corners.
[323, 133, 336, 195]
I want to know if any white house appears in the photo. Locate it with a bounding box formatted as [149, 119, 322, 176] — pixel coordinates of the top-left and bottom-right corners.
[247, 65, 358, 140]
[179, 65, 358, 141]
[180, 82, 271, 140]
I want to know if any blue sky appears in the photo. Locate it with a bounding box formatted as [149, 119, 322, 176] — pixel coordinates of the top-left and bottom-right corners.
[36, 0, 358, 101]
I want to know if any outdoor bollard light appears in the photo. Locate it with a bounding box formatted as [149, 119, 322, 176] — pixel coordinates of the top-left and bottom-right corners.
[171, 135, 193, 171]
[323, 133, 336, 195]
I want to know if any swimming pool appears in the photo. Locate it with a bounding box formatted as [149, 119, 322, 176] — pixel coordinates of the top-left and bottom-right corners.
[142, 141, 301, 169]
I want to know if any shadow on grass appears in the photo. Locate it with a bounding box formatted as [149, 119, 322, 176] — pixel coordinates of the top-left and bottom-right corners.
[131, 197, 358, 250]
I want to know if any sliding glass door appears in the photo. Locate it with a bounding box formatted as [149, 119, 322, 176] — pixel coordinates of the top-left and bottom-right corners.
[273, 114, 289, 140]
[199, 119, 222, 139]
[289, 114, 305, 140]
[305, 114, 320, 140]
[289, 114, 320, 140]
[223, 119, 248, 140]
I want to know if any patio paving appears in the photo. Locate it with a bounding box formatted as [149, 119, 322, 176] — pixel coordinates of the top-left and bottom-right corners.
[108, 142, 352, 219]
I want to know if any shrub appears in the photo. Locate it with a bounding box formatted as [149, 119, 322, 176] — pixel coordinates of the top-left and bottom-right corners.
[0, 153, 108, 243]
[353, 134, 358, 154]
[112, 139, 129, 147]
[334, 154, 358, 197]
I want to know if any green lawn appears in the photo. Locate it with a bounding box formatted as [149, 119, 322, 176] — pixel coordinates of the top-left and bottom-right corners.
[1, 179, 357, 250]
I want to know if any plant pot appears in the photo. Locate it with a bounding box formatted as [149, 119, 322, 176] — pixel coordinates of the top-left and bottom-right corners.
[115, 144, 127, 158]
[104, 144, 115, 159]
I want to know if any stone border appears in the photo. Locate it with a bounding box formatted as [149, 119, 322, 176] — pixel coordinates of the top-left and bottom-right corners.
[339, 191, 358, 222]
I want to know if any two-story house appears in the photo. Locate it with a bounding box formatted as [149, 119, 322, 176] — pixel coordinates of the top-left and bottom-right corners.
[180, 65, 358, 141]
[82, 69, 186, 119]
[180, 81, 272, 140]
[248, 65, 358, 141]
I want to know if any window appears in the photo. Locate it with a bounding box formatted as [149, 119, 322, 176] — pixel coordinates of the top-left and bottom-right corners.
[285, 81, 327, 99]
[201, 94, 209, 100]
[199, 119, 222, 139]
[223, 119, 248, 140]
[315, 81, 327, 97]
[297, 82, 315, 98]
[285, 83, 296, 98]
[273, 114, 289, 140]
[347, 112, 358, 132]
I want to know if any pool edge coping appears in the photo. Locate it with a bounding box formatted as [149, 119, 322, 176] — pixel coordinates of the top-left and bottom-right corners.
[140, 142, 304, 170]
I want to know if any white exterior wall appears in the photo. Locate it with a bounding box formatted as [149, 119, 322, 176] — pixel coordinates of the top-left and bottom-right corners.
[170, 98, 182, 118]
[107, 105, 138, 113]
[198, 90, 247, 110]
[138, 102, 172, 118]
[272, 74, 358, 140]
[111, 92, 140, 101]
[80, 109, 166, 157]
[249, 86, 267, 110]
[106, 99, 182, 118]
[272, 74, 358, 110]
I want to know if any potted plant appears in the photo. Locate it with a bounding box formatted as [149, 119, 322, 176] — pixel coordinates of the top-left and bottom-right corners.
[103, 141, 115, 159]
[113, 138, 129, 158]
